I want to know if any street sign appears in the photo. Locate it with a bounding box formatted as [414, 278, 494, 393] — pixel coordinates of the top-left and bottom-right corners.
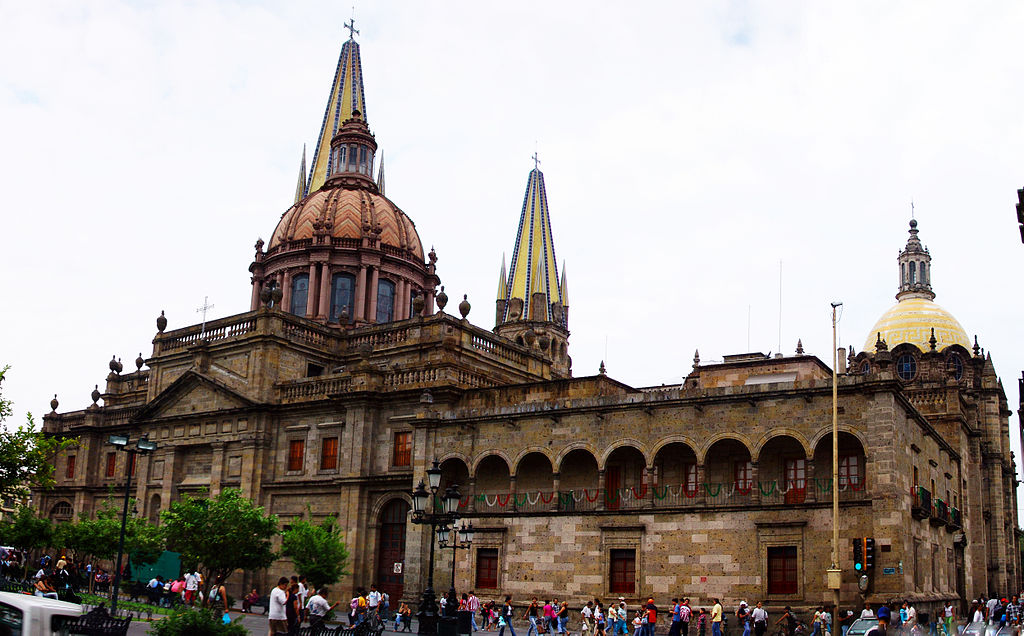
[394, 562, 403, 574]
[882, 567, 896, 575]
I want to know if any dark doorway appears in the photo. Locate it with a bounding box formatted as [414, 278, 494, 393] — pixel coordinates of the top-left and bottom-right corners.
[377, 499, 410, 601]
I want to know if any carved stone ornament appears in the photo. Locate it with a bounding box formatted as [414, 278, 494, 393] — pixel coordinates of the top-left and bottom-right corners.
[458, 294, 471, 319]
[136, 353, 145, 371]
[109, 355, 120, 374]
[91, 385, 101, 404]
[271, 286, 283, 306]
[411, 290, 425, 315]
[156, 310, 167, 333]
[50, 394, 58, 412]
[436, 286, 448, 312]
[507, 297, 523, 320]
[260, 286, 273, 306]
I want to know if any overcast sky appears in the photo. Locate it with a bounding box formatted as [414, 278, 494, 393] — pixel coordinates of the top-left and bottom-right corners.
[2, 2, 1023, 510]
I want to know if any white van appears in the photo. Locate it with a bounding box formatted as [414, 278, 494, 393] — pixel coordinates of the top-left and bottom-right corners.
[0, 591, 81, 635]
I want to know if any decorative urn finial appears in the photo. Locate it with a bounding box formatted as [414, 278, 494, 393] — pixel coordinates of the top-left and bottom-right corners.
[795, 339, 804, 355]
[929, 328, 937, 351]
[458, 294, 471, 319]
[270, 286, 283, 307]
[260, 286, 273, 307]
[599, 360, 607, 375]
[156, 310, 167, 333]
[50, 394, 59, 412]
[436, 286, 448, 312]
[411, 290, 425, 316]
[693, 349, 700, 369]
[109, 355, 120, 374]
[973, 335, 981, 358]
[91, 385, 101, 405]
[875, 332, 888, 353]
[136, 353, 145, 371]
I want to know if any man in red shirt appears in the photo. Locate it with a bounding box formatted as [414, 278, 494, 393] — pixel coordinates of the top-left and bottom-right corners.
[644, 599, 658, 636]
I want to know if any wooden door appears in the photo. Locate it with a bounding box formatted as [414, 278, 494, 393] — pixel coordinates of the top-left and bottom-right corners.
[377, 500, 410, 601]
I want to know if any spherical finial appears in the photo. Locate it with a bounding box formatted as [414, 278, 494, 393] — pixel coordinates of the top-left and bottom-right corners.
[91, 385, 101, 405]
[156, 310, 167, 333]
[436, 286, 448, 312]
[50, 394, 59, 412]
[909, 218, 918, 229]
[458, 294, 471, 319]
[136, 353, 145, 371]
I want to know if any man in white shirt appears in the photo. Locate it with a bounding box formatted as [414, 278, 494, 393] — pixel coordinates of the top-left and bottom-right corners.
[184, 570, 199, 606]
[306, 587, 339, 627]
[581, 601, 594, 636]
[298, 576, 308, 607]
[268, 577, 290, 636]
[368, 584, 382, 615]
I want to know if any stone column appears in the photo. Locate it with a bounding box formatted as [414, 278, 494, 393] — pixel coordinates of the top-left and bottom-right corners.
[305, 263, 318, 318]
[646, 466, 656, 508]
[281, 270, 293, 315]
[159, 448, 177, 517]
[250, 277, 261, 311]
[804, 459, 816, 503]
[210, 442, 225, 497]
[318, 264, 332, 319]
[696, 464, 706, 505]
[396, 279, 407, 320]
[551, 472, 561, 512]
[509, 475, 518, 512]
[597, 469, 606, 511]
[468, 476, 477, 513]
[367, 267, 380, 322]
[750, 461, 760, 504]
[355, 266, 367, 322]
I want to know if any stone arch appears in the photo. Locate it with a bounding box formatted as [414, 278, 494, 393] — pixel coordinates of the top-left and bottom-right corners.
[474, 454, 511, 496]
[652, 440, 699, 492]
[757, 433, 812, 504]
[555, 442, 600, 472]
[439, 457, 470, 493]
[471, 451, 513, 477]
[373, 497, 411, 602]
[697, 432, 755, 464]
[703, 437, 754, 497]
[808, 426, 869, 455]
[557, 447, 600, 493]
[148, 493, 161, 525]
[49, 500, 73, 521]
[369, 492, 414, 524]
[512, 447, 554, 471]
[811, 431, 868, 499]
[651, 435, 700, 461]
[514, 452, 555, 510]
[752, 429, 812, 462]
[599, 440, 649, 470]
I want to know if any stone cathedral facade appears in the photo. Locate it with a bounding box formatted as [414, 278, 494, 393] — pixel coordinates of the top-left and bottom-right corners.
[37, 29, 1019, 614]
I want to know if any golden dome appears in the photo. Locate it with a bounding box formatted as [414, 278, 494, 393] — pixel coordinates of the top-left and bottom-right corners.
[864, 297, 970, 353]
[268, 186, 424, 260]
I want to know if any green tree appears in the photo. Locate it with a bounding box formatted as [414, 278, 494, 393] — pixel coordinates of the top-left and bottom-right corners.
[55, 496, 163, 566]
[281, 514, 350, 588]
[0, 366, 77, 500]
[161, 489, 278, 584]
[150, 606, 247, 636]
[0, 505, 54, 578]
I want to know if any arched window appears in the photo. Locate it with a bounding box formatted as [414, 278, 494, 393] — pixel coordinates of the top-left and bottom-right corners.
[376, 279, 395, 323]
[860, 361, 871, 375]
[50, 501, 72, 520]
[947, 354, 964, 381]
[909, 263, 916, 284]
[920, 262, 927, 284]
[290, 274, 310, 316]
[901, 263, 906, 286]
[330, 273, 355, 323]
[896, 353, 917, 382]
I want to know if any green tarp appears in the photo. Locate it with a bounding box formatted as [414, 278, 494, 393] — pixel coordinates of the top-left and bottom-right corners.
[128, 550, 180, 583]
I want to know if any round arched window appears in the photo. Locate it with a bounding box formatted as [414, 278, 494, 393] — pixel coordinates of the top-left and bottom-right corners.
[896, 354, 917, 381]
[860, 361, 871, 375]
[947, 354, 964, 381]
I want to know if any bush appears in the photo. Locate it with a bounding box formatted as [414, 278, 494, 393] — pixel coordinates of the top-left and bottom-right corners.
[150, 607, 247, 635]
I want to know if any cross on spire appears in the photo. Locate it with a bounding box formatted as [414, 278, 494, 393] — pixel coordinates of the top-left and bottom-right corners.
[345, 17, 359, 40]
[196, 296, 214, 335]
[532, 152, 541, 171]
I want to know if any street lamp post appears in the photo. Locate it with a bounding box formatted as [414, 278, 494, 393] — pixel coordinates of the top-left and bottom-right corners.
[108, 434, 157, 614]
[438, 522, 474, 617]
[411, 460, 462, 635]
[828, 302, 843, 622]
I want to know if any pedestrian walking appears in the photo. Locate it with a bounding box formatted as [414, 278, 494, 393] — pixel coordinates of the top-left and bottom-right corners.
[500, 596, 518, 636]
[525, 597, 541, 636]
[751, 602, 767, 636]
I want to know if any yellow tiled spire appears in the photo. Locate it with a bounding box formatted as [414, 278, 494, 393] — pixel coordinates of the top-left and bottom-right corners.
[497, 254, 508, 299]
[501, 165, 563, 321]
[306, 21, 367, 196]
[294, 144, 307, 205]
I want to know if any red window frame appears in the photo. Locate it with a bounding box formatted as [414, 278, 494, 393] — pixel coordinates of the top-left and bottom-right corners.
[767, 546, 798, 595]
[609, 549, 636, 594]
[784, 458, 806, 504]
[393, 432, 411, 467]
[475, 548, 498, 589]
[129, 452, 137, 477]
[105, 452, 116, 478]
[66, 455, 76, 479]
[682, 463, 698, 495]
[734, 460, 752, 493]
[839, 454, 863, 490]
[321, 437, 339, 470]
[287, 440, 305, 472]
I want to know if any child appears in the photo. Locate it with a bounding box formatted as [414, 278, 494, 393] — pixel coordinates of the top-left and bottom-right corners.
[633, 610, 644, 636]
[698, 609, 708, 636]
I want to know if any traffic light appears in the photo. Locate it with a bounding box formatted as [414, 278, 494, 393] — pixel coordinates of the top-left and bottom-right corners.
[864, 537, 876, 570]
[852, 537, 865, 572]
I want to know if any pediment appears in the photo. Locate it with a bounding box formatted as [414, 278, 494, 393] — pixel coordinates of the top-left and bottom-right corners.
[136, 370, 257, 421]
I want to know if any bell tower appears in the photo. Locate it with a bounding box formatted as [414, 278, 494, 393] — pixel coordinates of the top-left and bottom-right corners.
[495, 163, 570, 377]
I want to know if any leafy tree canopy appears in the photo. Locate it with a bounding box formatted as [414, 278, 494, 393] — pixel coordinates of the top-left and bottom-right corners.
[0, 366, 77, 500]
[54, 496, 164, 566]
[161, 489, 277, 583]
[281, 513, 350, 589]
[150, 606, 247, 636]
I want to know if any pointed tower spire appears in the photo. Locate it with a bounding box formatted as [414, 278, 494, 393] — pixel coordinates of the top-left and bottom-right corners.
[560, 263, 569, 307]
[306, 21, 370, 195]
[294, 145, 307, 205]
[376, 152, 386, 197]
[502, 164, 562, 322]
[896, 219, 935, 301]
[497, 254, 508, 299]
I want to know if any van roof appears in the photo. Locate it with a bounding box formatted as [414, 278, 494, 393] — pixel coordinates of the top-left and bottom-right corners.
[0, 591, 81, 611]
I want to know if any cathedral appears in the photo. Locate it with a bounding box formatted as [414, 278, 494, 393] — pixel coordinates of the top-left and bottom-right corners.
[37, 27, 1019, 615]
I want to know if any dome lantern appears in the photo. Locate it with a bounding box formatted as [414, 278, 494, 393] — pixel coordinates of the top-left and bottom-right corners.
[897, 219, 934, 302]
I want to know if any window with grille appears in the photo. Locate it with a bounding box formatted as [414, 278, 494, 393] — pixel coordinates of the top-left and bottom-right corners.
[288, 440, 305, 472]
[784, 458, 806, 504]
[839, 455, 863, 490]
[105, 452, 116, 478]
[393, 432, 411, 467]
[321, 437, 339, 470]
[66, 456, 76, 479]
[767, 546, 798, 595]
[609, 549, 636, 594]
[290, 274, 309, 316]
[734, 460, 752, 492]
[476, 548, 498, 589]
